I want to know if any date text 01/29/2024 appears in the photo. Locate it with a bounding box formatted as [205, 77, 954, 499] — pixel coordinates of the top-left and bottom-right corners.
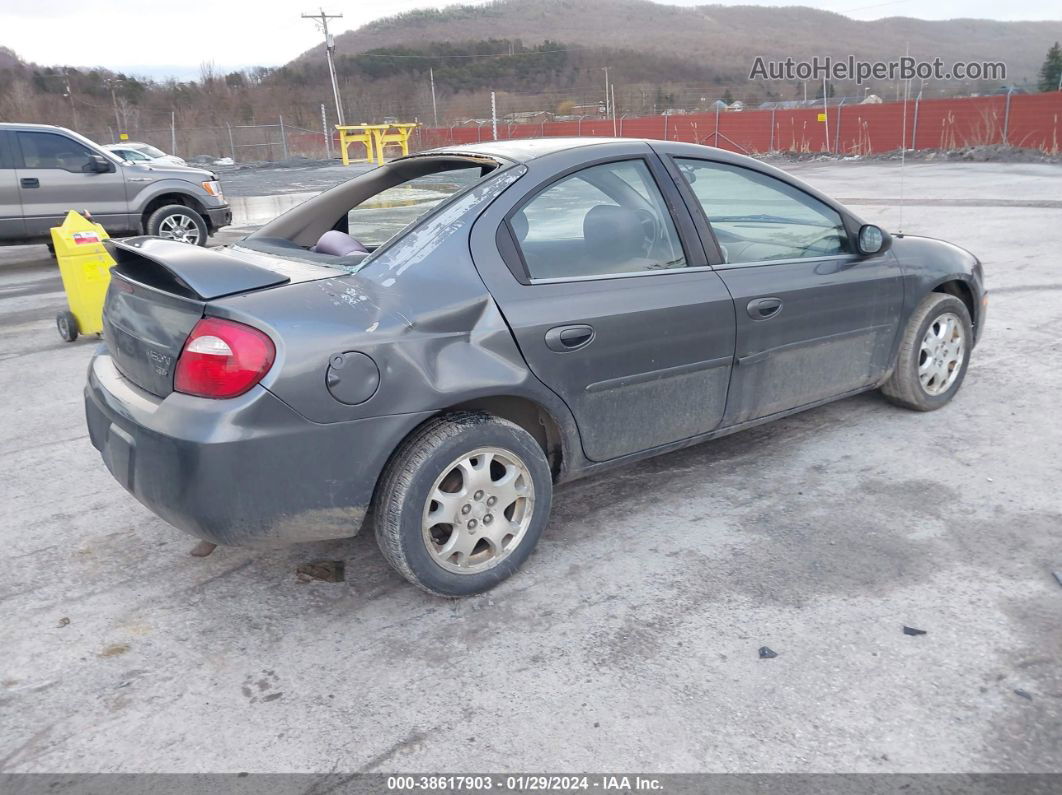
[385, 775, 664, 791]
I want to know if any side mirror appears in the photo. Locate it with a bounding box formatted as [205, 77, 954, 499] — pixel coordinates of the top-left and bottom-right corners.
[857, 224, 890, 256]
[87, 154, 113, 173]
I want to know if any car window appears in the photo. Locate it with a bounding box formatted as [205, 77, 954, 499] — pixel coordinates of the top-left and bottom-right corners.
[18, 132, 96, 173]
[121, 149, 150, 161]
[675, 158, 848, 263]
[512, 159, 687, 280]
[0, 132, 13, 169]
[346, 167, 482, 248]
[135, 144, 166, 158]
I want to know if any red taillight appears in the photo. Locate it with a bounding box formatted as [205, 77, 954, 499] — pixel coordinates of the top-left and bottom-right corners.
[174, 317, 275, 399]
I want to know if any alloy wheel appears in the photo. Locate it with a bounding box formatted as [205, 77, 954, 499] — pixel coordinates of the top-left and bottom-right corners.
[918, 311, 965, 396]
[422, 447, 535, 574]
[158, 213, 202, 245]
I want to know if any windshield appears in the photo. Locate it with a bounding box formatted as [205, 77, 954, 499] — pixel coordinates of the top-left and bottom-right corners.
[132, 143, 167, 158]
[346, 167, 483, 248]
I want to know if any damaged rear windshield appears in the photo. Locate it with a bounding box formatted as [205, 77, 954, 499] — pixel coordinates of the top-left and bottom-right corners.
[347, 167, 484, 248]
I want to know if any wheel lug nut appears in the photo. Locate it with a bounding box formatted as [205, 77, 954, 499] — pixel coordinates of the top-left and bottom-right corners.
[486, 496, 497, 506]
[467, 519, 477, 530]
[474, 490, 484, 501]
[484, 514, 493, 524]
[461, 504, 471, 515]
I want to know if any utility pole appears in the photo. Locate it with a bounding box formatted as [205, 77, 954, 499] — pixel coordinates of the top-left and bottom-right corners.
[107, 79, 122, 136]
[822, 76, 829, 153]
[430, 67, 439, 127]
[62, 71, 79, 129]
[302, 9, 346, 125]
[490, 91, 498, 141]
[602, 67, 610, 117]
[611, 83, 617, 136]
[321, 103, 331, 158]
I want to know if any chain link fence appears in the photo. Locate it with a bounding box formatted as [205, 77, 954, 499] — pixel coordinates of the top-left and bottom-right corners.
[75, 92, 1061, 164]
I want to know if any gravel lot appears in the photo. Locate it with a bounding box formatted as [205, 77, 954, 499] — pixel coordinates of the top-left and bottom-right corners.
[0, 161, 1059, 774]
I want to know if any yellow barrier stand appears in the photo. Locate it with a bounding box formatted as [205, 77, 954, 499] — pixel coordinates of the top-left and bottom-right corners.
[50, 210, 114, 342]
[371, 123, 419, 166]
[336, 122, 420, 166]
[336, 124, 379, 166]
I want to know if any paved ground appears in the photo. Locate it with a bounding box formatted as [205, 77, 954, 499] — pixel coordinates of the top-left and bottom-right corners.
[0, 162, 1059, 774]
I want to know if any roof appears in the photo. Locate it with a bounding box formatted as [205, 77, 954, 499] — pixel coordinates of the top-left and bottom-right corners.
[431, 137, 635, 163]
[0, 122, 71, 132]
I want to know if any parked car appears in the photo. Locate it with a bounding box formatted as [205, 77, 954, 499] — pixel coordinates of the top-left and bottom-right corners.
[0, 123, 230, 246]
[85, 138, 986, 596]
[104, 142, 188, 167]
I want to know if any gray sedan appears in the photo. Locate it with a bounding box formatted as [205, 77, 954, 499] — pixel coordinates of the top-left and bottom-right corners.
[85, 138, 986, 596]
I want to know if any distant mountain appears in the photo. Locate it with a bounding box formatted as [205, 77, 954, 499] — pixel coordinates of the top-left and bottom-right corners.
[0, 46, 22, 69]
[3, 1, 1059, 158]
[297, 0, 1062, 87]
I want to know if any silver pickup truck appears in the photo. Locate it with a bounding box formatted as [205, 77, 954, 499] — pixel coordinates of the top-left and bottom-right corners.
[0, 123, 230, 246]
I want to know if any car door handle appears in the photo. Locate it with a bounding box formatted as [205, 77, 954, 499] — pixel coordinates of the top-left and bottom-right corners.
[747, 297, 783, 320]
[20, 178, 39, 189]
[545, 324, 594, 352]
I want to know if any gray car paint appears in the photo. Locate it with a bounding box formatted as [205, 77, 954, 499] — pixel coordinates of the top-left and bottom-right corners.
[0, 123, 230, 244]
[467, 140, 738, 461]
[0, 131, 25, 239]
[85, 138, 985, 548]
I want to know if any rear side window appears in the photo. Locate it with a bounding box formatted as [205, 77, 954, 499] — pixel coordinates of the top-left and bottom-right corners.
[676, 158, 848, 263]
[18, 132, 96, 173]
[511, 159, 687, 281]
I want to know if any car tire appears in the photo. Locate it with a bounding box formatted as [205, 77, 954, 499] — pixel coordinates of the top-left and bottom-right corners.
[145, 204, 208, 246]
[374, 412, 553, 597]
[56, 310, 78, 342]
[881, 292, 973, 411]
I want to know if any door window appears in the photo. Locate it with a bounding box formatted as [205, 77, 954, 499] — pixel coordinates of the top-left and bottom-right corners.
[0, 132, 14, 169]
[18, 132, 96, 173]
[676, 159, 848, 264]
[512, 159, 687, 280]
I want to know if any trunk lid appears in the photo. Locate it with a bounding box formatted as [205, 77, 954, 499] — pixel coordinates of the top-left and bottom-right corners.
[101, 237, 335, 397]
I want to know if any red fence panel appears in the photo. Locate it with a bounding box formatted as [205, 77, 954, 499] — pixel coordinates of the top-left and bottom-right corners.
[410, 93, 1062, 156]
[1005, 92, 1062, 152]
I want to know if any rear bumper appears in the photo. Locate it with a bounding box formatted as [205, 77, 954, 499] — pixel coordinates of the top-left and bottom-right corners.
[203, 204, 232, 231]
[85, 352, 430, 547]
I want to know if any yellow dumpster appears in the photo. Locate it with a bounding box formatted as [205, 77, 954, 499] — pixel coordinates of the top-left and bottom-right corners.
[50, 211, 114, 342]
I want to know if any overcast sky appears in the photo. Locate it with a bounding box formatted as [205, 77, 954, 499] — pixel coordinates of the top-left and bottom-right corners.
[1, 0, 1059, 79]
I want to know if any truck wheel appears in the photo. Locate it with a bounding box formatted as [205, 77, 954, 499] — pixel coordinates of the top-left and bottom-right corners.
[881, 292, 972, 411]
[375, 412, 553, 597]
[146, 204, 208, 246]
[56, 311, 78, 342]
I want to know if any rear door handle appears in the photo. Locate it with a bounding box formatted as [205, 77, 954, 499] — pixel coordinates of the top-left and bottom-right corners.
[545, 324, 594, 352]
[747, 297, 783, 320]
[20, 178, 39, 189]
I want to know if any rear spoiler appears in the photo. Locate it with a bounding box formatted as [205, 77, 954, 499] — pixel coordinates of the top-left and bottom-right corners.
[105, 237, 289, 300]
